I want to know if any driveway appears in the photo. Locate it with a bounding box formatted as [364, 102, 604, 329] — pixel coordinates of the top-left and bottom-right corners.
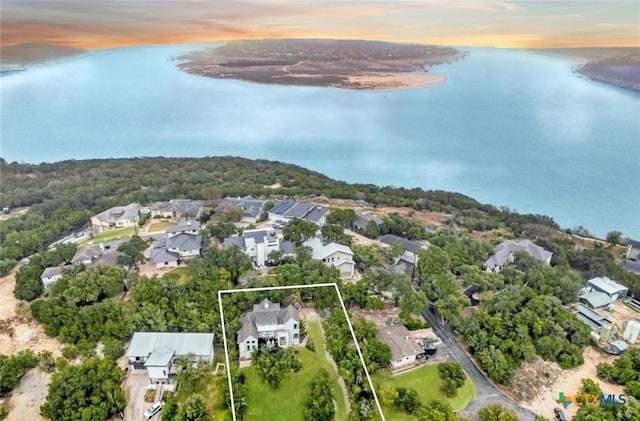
[124, 370, 161, 421]
[422, 308, 537, 421]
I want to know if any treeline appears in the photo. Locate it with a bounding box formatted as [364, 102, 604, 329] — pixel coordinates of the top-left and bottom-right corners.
[0, 156, 563, 274]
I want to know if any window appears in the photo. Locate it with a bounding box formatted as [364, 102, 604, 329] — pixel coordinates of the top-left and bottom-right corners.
[247, 345, 250, 351]
[293, 324, 297, 329]
[163, 370, 166, 376]
[293, 333, 299, 339]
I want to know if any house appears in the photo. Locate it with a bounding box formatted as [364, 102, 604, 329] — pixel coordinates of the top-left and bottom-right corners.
[267, 200, 328, 226]
[377, 324, 426, 370]
[626, 239, 640, 261]
[151, 221, 202, 269]
[40, 265, 73, 288]
[579, 291, 612, 309]
[224, 229, 294, 267]
[352, 211, 383, 232]
[126, 332, 214, 383]
[90, 203, 140, 233]
[483, 239, 552, 273]
[237, 299, 300, 360]
[622, 259, 640, 275]
[304, 237, 355, 277]
[380, 234, 427, 264]
[72, 244, 124, 268]
[218, 196, 265, 223]
[609, 340, 629, 355]
[585, 276, 628, 301]
[150, 200, 203, 221]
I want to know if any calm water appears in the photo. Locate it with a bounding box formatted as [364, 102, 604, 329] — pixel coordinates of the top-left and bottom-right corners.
[1, 44, 639, 238]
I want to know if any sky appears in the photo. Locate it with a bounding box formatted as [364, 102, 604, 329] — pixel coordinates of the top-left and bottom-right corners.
[1, 0, 639, 49]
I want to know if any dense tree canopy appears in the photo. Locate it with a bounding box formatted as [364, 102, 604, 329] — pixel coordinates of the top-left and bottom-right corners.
[0, 351, 39, 396]
[40, 357, 126, 421]
[304, 369, 335, 421]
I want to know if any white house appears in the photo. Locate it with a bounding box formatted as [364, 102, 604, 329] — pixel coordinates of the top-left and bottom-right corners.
[237, 299, 300, 360]
[126, 332, 214, 384]
[380, 234, 427, 264]
[483, 239, 552, 273]
[586, 276, 629, 301]
[224, 229, 294, 267]
[267, 200, 328, 226]
[151, 221, 202, 269]
[304, 237, 355, 277]
[40, 265, 73, 288]
[377, 324, 426, 370]
[72, 244, 124, 268]
[90, 203, 140, 233]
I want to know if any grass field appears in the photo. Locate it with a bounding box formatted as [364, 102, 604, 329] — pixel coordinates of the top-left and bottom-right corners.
[86, 226, 137, 244]
[242, 319, 348, 421]
[175, 369, 229, 419]
[373, 363, 475, 420]
[162, 267, 190, 285]
[147, 220, 177, 233]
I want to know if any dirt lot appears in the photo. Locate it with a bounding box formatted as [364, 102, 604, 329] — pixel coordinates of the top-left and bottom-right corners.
[0, 273, 64, 419]
[519, 347, 625, 420]
[3, 369, 50, 421]
[0, 273, 63, 357]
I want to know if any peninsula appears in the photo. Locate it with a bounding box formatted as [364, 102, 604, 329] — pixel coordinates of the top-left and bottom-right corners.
[178, 39, 464, 89]
[537, 47, 640, 91]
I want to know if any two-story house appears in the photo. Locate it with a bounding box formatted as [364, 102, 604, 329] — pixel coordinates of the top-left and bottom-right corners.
[151, 221, 202, 268]
[304, 237, 355, 277]
[237, 299, 300, 360]
[224, 229, 294, 267]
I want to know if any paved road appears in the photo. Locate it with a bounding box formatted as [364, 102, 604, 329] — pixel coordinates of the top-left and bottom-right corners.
[422, 308, 537, 421]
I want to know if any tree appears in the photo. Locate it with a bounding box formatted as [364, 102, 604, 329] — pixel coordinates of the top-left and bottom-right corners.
[606, 231, 623, 245]
[321, 224, 351, 246]
[117, 235, 148, 269]
[438, 362, 467, 397]
[283, 218, 318, 245]
[478, 404, 519, 421]
[394, 387, 421, 414]
[364, 220, 380, 239]
[0, 351, 39, 396]
[252, 348, 301, 389]
[40, 356, 126, 421]
[415, 400, 459, 421]
[304, 369, 335, 421]
[326, 209, 356, 227]
[208, 221, 237, 241]
[176, 394, 210, 421]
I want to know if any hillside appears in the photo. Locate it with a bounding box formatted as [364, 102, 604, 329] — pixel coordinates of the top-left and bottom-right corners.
[0, 43, 87, 66]
[535, 47, 640, 91]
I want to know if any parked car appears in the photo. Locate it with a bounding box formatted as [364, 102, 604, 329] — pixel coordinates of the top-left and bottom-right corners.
[144, 401, 163, 419]
[554, 407, 567, 421]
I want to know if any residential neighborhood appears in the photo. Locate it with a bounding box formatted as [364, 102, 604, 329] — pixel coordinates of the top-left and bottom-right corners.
[2, 189, 640, 421]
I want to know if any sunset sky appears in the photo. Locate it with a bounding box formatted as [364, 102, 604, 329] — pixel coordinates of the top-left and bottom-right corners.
[1, 1, 639, 49]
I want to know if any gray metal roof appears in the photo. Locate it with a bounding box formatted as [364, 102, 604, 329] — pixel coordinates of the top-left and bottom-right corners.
[126, 332, 214, 358]
[280, 241, 294, 255]
[270, 200, 327, 223]
[611, 340, 629, 352]
[145, 346, 175, 367]
[41, 265, 71, 279]
[305, 237, 353, 260]
[587, 277, 628, 296]
[219, 196, 265, 218]
[224, 229, 277, 250]
[579, 291, 612, 308]
[151, 200, 203, 219]
[380, 234, 424, 254]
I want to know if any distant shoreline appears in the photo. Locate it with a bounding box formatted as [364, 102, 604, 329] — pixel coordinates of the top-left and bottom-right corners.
[178, 39, 464, 90]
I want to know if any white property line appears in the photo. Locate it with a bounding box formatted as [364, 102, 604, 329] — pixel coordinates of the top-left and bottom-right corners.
[217, 283, 386, 421]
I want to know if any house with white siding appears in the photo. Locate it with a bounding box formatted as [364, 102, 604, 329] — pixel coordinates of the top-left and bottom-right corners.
[237, 299, 300, 360]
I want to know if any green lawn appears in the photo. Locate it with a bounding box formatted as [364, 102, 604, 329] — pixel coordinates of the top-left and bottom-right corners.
[373, 363, 475, 420]
[147, 220, 177, 233]
[162, 267, 190, 285]
[175, 369, 229, 420]
[242, 319, 348, 421]
[86, 226, 137, 244]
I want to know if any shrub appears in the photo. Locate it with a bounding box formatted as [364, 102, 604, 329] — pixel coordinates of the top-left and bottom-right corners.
[305, 338, 316, 352]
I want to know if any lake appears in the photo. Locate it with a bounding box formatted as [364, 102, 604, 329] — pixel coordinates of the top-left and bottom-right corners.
[1, 44, 639, 238]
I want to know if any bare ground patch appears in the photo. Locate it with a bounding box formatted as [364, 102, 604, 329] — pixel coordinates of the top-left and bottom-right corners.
[3, 369, 50, 421]
[519, 347, 625, 420]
